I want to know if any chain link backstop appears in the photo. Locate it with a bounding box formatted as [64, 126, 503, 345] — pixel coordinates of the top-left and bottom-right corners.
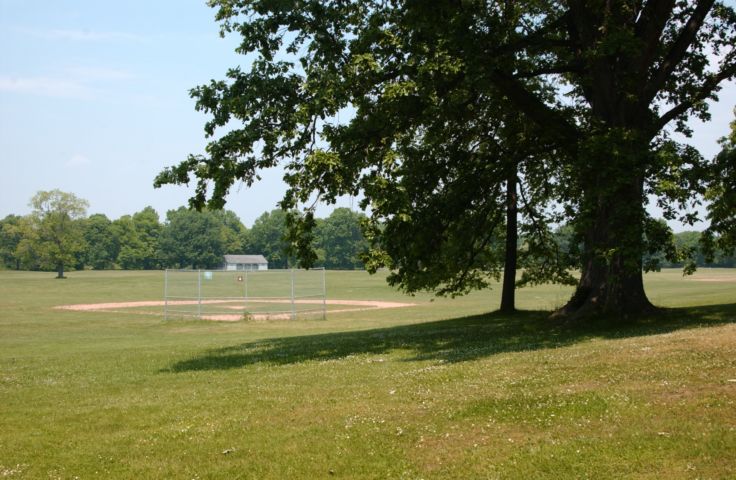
[163, 268, 326, 321]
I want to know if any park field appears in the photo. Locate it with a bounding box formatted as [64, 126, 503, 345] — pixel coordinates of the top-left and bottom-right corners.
[0, 269, 735, 479]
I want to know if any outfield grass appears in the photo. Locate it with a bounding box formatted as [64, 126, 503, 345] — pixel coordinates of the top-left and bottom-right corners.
[0, 269, 735, 479]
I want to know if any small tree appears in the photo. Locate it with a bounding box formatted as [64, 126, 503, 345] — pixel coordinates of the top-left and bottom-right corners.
[27, 190, 88, 278]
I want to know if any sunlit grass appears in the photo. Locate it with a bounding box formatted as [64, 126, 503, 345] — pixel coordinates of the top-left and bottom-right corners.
[0, 269, 734, 478]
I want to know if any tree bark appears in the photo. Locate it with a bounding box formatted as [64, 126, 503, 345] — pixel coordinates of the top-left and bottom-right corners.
[56, 263, 65, 279]
[555, 169, 655, 318]
[500, 171, 518, 313]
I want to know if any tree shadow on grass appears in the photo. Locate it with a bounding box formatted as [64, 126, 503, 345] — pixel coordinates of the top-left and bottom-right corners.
[164, 303, 736, 373]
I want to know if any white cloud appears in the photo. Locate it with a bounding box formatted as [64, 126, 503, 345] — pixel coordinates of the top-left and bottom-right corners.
[64, 66, 136, 81]
[16, 27, 145, 43]
[0, 66, 136, 99]
[0, 75, 93, 98]
[65, 154, 91, 168]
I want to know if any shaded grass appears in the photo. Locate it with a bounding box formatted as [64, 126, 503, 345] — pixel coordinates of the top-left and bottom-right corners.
[167, 303, 736, 372]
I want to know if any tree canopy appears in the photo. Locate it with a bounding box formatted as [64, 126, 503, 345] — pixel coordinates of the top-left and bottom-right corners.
[24, 190, 89, 278]
[158, 207, 244, 269]
[0, 191, 378, 273]
[702, 107, 736, 261]
[82, 214, 118, 270]
[316, 207, 368, 270]
[248, 209, 292, 268]
[155, 0, 736, 318]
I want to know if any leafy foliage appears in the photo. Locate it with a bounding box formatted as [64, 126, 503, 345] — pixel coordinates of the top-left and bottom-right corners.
[248, 209, 291, 269]
[158, 207, 242, 269]
[316, 207, 368, 270]
[702, 107, 736, 261]
[82, 214, 118, 270]
[0, 215, 24, 270]
[24, 190, 89, 277]
[155, 1, 736, 314]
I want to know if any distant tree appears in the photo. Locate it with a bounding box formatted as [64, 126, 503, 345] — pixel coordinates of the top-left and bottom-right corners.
[110, 207, 163, 270]
[249, 209, 291, 269]
[712, 247, 736, 267]
[24, 190, 88, 278]
[131, 207, 162, 269]
[213, 209, 248, 254]
[0, 215, 24, 270]
[673, 231, 704, 270]
[636, 228, 736, 269]
[112, 215, 144, 269]
[158, 207, 245, 269]
[82, 214, 119, 270]
[13, 216, 41, 271]
[659, 230, 735, 268]
[315, 208, 367, 270]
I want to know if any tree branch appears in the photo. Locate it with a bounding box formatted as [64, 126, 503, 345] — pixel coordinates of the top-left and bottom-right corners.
[655, 62, 736, 132]
[644, 0, 716, 105]
[488, 11, 572, 57]
[488, 70, 579, 149]
[633, 0, 676, 77]
[513, 62, 583, 78]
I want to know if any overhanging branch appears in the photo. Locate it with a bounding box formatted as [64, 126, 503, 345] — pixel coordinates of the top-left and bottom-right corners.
[488, 70, 580, 149]
[655, 62, 736, 132]
[633, 0, 676, 76]
[513, 61, 583, 78]
[643, 0, 716, 106]
[488, 11, 572, 57]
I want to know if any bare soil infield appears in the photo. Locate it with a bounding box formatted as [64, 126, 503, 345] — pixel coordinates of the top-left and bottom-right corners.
[54, 298, 416, 321]
[690, 275, 736, 282]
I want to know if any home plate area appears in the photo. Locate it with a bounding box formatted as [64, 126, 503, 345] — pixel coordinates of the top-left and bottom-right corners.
[55, 298, 416, 321]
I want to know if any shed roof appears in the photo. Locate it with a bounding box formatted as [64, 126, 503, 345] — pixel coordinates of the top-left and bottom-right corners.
[224, 254, 268, 264]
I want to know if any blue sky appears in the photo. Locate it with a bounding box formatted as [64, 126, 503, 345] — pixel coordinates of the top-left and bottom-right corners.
[0, 0, 298, 226]
[0, 0, 734, 229]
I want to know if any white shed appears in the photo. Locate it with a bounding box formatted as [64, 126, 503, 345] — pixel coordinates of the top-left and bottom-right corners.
[223, 254, 269, 271]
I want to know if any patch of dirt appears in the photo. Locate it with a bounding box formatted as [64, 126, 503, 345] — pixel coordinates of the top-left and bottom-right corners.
[691, 277, 736, 282]
[54, 298, 416, 321]
[689, 274, 736, 282]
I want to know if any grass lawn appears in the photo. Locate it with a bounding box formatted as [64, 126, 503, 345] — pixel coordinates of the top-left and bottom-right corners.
[0, 268, 734, 479]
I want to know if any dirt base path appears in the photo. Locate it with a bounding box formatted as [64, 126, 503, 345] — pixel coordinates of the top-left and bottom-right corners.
[54, 298, 416, 321]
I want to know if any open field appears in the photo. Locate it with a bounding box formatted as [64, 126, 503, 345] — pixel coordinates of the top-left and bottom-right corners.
[1, 269, 735, 479]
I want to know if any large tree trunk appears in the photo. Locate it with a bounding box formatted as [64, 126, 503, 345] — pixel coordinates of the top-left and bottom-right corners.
[56, 262, 65, 279]
[555, 143, 656, 318]
[500, 171, 517, 313]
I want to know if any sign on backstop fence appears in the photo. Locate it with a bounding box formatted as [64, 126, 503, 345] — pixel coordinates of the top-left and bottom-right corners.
[163, 268, 326, 321]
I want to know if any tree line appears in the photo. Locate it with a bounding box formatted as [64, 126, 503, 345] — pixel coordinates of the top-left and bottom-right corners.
[0, 190, 367, 276]
[3, 189, 732, 278]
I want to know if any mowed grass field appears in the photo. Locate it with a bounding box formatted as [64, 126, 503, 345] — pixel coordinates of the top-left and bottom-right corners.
[1, 269, 735, 479]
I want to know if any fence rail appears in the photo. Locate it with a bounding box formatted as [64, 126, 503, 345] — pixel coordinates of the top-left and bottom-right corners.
[164, 268, 326, 321]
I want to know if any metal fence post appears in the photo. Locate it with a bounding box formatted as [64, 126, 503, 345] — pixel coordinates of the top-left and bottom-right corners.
[164, 269, 168, 321]
[290, 268, 296, 320]
[322, 268, 326, 320]
[197, 269, 202, 319]
[244, 268, 248, 314]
